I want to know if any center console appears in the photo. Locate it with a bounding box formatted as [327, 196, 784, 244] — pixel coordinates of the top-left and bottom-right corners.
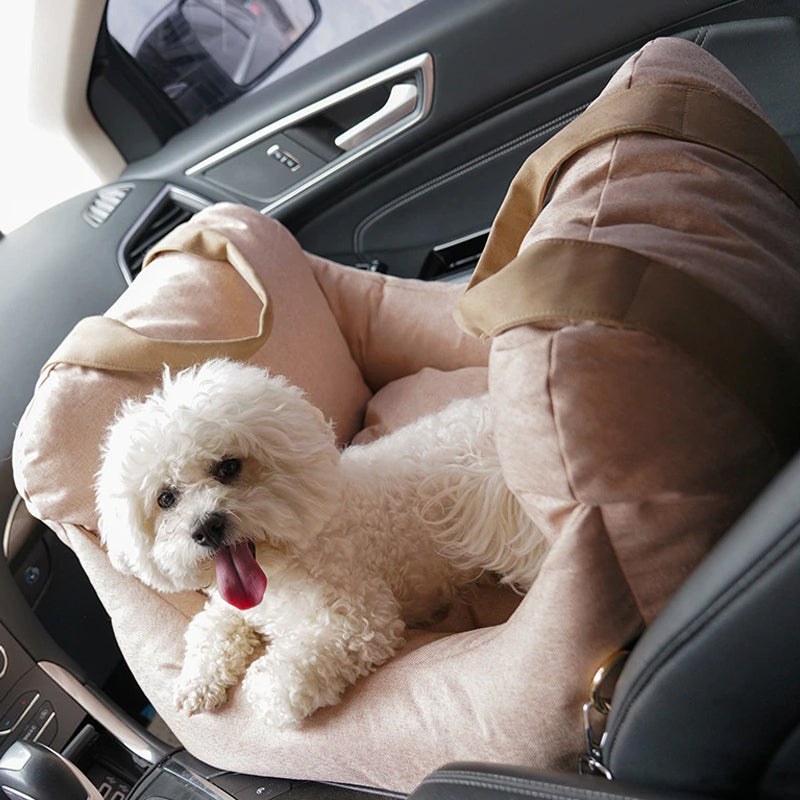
[0, 619, 156, 798]
[0, 494, 393, 800]
[0, 619, 391, 800]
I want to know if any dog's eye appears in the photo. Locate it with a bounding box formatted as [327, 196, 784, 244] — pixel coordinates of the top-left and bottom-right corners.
[157, 489, 178, 510]
[213, 458, 242, 484]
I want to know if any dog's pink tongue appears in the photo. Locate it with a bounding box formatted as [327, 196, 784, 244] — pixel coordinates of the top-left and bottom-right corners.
[214, 542, 267, 610]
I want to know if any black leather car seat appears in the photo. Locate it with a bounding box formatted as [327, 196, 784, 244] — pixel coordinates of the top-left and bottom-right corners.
[601, 448, 800, 798]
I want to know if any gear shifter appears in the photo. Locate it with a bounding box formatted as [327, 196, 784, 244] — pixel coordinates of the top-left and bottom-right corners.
[0, 741, 103, 800]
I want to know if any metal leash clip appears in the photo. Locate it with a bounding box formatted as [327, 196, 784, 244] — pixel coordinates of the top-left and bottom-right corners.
[578, 649, 629, 779]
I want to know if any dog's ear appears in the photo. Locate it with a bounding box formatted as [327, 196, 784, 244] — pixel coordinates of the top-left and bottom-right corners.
[96, 470, 151, 578]
[97, 502, 136, 575]
[222, 363, 338, 462]
[94, 401, 174, 590]
[96, 481, 181, 593]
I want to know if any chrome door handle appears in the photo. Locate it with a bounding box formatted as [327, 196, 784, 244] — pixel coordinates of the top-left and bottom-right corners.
[334, 82, 419, 151]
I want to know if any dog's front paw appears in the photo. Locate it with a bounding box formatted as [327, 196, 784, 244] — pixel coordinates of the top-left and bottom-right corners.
[174, 674, 230, 715]
[242, 658, 333, 728]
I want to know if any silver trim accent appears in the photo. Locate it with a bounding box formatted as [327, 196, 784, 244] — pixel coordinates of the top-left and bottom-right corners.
[32, 711, 56, 743]
[334, 81, 419, 151]
[0, 645, 7, 680]
[0, 693, 39, 737]
[432, 227, 491, 254]
[83, 184, 134, 228]
[435, 269, 472, 285]
[426, 228, 489, 283]
[3, 495, 23, 561]
[1, 786, 36, 800]
[116, 184, 212, 285]
[37, 662, 161, 763]
[186, 53, 434, 213]
[3, 494, 45, 565]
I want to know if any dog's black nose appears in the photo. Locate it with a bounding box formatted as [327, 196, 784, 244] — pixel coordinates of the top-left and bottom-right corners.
[192, 512, 227, 549]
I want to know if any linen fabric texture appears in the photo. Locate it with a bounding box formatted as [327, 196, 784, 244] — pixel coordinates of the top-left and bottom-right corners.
[12, 38, 800, 791]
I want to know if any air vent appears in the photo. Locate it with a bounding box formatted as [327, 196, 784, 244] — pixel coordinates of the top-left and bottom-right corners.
[83, 185, 132, 227]
[120, 187, 209, 282]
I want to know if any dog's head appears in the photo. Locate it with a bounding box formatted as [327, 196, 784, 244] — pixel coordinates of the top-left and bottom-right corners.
[95, 359, 341, 607]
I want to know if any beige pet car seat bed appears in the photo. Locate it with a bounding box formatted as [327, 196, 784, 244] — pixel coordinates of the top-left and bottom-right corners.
[12, 38, 800, 791]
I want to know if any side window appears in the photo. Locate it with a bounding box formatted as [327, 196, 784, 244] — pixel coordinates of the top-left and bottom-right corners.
[105, 0, 426, 126]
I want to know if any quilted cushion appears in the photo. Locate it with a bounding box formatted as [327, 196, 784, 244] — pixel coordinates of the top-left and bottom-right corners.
[11, 37, 800, 793]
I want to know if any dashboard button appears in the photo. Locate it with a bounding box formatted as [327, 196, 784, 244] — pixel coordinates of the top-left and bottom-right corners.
[19, 701, 55, 745]
[212, 773, 291, 800]
[238, 782, 291, 800]
[0, 692, 38, 736]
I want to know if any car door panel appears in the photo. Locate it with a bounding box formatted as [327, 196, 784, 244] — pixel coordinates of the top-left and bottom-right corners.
[295, 15, 800, 277]
[120, 0, 759, 184]
[294, 52, 625, 277]
[120, 1, 800, 278]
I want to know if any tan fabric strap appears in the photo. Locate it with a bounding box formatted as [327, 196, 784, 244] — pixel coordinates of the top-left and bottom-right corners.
[459, 237, 800, 455]
[461, 83, 800, 292]
[44, 224, 273, 373]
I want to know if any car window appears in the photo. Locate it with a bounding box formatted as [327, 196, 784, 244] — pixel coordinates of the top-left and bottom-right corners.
[105, 0, 427, 125]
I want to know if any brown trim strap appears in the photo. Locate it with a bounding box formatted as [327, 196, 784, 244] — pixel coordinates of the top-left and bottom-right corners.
[43, 224, 273, 373]
[454, 81, 800, 456]
[459, 238, 800, 454]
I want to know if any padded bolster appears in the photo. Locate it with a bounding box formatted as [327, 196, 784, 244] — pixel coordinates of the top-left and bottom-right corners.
[14, 204, 374, 533]
[308, 253, 489, 392]
[490, 323, 777, 621]
[458, 39, 800, 455]
[460, 37, 800, 621]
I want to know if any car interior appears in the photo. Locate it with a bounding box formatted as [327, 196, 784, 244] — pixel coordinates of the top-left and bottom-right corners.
[2, 0, 800, 798]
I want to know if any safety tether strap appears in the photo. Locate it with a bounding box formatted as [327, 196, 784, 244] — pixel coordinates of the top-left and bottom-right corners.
[43, 224, 272, 373]
[454, 83, 800, 457]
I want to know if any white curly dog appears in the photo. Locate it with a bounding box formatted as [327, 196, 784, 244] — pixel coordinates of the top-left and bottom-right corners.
[95, 358, 545, 727]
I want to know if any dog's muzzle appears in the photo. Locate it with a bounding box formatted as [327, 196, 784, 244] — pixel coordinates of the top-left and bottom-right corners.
[192, 511, 227, 550]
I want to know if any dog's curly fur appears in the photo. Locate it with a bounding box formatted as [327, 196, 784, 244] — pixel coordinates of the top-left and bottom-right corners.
[95, 359, 545, 727]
